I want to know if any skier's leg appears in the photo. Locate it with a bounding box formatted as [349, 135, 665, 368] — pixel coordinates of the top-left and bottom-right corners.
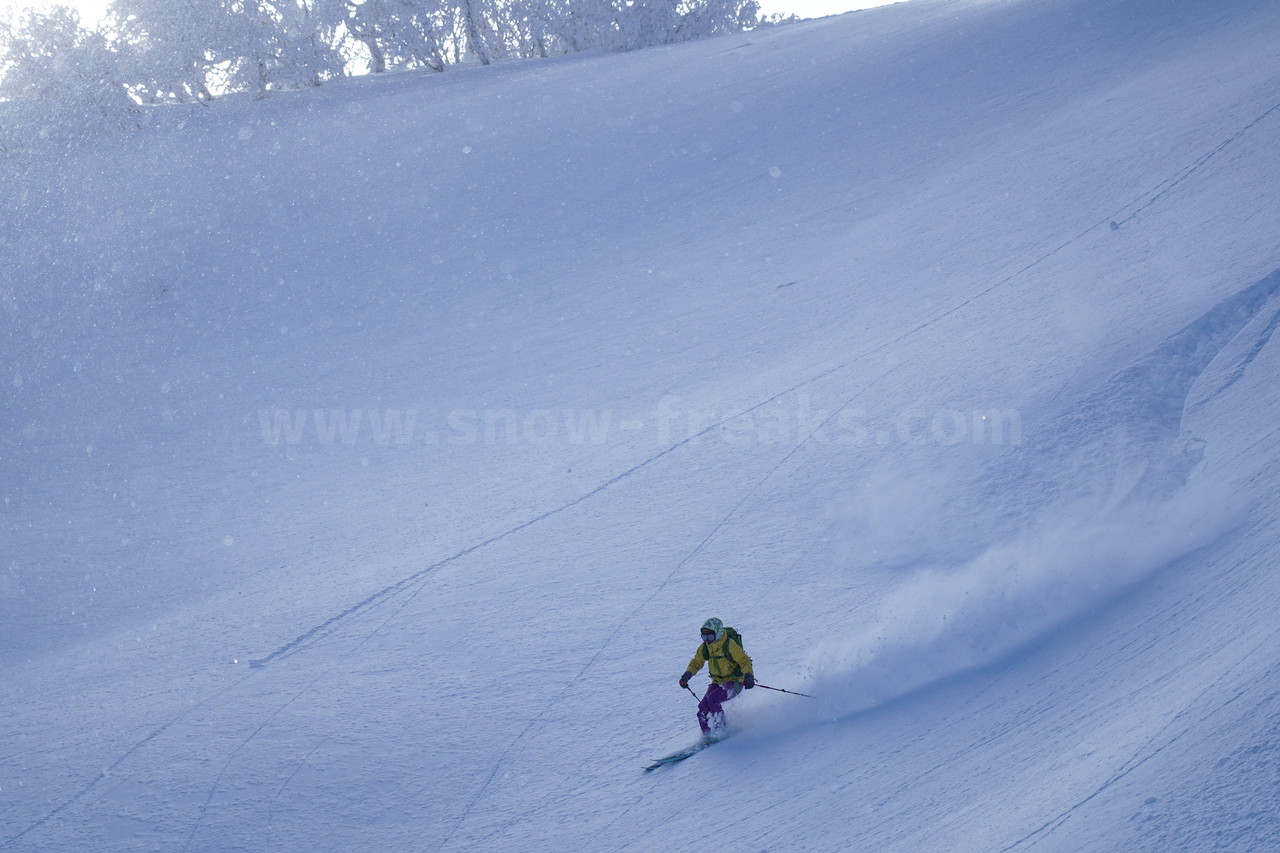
[697, 683, 730, 733]
[698, 681, 745, 734]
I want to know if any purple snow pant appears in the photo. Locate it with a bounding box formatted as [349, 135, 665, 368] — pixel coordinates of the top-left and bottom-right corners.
[697, 681, 743, 734]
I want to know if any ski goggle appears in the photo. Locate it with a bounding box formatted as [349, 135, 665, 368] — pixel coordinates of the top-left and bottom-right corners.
[701, 630, 716, 641]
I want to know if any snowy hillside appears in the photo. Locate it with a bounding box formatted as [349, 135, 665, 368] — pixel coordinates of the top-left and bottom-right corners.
[5, 0, 1280, 849]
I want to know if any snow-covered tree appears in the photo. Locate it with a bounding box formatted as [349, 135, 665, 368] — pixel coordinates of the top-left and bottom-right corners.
[616, 0, 760, 49]
[107, 0, 235, 102]
[457, 0, 497, 64]
[228, 0, 348, 97]
[347, 0, 449, 73]
[0, 6, 134, 149]
[107, 0, 346, 101]
[1, 0, 761, 125]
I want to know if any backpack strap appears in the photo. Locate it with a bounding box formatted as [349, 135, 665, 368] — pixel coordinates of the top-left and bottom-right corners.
[704, 635, 743, 679]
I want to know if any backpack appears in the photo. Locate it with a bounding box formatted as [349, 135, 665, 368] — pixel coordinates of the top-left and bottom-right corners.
[703, 626, 746, 677]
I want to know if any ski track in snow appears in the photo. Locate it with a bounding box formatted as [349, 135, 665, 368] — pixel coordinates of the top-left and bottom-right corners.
[998, 627, 1280, 852]
[246, 355, 879, 671]
[4, 674, 257, 847]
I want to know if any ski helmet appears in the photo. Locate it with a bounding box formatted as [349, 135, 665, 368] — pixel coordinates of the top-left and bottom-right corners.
[701, 617, 725, 642]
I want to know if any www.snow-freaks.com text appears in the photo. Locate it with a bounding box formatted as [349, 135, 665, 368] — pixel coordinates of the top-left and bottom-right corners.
[257, 394, 1021, 449]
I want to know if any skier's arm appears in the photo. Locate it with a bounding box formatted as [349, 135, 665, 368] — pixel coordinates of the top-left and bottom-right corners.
[686, 645, 708, 675]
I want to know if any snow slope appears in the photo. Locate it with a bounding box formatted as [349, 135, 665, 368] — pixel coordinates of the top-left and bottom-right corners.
[5, 0, 1280, 849]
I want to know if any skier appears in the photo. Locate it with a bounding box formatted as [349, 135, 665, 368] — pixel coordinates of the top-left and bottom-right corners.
[679, 617, 755, 738]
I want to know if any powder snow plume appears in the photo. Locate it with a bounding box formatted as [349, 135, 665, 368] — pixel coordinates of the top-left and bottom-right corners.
[791, 470, 1242, 724]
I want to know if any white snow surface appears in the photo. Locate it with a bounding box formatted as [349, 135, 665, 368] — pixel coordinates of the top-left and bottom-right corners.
[5, 0, 1280, 849]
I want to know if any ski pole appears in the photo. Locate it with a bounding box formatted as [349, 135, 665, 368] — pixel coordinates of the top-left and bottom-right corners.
[756, 683, 815, 698]
[685, 684, 700, 702]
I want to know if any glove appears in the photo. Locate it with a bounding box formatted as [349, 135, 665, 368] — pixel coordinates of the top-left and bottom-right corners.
[743, 673, 756, 689]
[679, 672, 692, 688]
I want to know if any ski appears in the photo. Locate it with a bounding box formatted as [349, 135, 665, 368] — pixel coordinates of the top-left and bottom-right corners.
[643, 733, 731, 772]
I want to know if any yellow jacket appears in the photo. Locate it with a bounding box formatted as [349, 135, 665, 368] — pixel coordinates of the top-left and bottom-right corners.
[687, 635, 753, 684]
